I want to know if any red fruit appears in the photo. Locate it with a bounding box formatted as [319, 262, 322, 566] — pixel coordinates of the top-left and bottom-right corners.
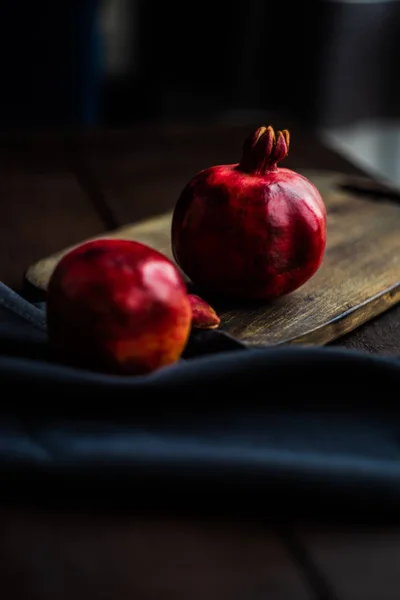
[188, 294, 220, 329]
[46, 239, 192, 375]
[171, 125, 327, 300]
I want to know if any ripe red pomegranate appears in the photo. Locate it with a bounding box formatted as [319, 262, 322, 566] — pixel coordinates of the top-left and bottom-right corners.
[171, 125, 327, 300]
[46, 239, 192, 375]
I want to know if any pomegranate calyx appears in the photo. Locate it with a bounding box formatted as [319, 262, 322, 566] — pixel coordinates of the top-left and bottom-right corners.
[238, 125, 290, 174]
[188, 294, 221, 329]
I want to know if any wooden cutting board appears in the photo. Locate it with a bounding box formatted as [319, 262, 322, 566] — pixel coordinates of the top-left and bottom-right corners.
[25, 170, 400, 347]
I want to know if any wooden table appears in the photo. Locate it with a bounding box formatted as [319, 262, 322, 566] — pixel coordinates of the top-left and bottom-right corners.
[0, 118, 400, 599]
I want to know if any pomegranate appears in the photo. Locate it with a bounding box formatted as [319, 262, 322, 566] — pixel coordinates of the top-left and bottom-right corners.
[171, 125, 327, 300]
[46, 239, 192, 375]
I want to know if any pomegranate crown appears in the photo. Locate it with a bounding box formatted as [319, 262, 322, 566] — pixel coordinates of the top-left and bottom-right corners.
[239, 125, 290, 174]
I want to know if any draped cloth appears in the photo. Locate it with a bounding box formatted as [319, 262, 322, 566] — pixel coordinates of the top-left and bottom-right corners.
[1, 281, 400, 522]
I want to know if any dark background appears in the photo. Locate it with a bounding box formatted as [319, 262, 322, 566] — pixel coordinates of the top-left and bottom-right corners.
[0, 0, 398, 131]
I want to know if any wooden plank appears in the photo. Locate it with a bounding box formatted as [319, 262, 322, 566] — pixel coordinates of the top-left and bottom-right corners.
[25, 170, 400, 348]
[0, 509, 312, 600]
[298, 527, 400, 600]
[0, 135, 105, 291]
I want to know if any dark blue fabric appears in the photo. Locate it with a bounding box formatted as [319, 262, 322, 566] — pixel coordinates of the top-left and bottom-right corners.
[1, 281, 400, 522]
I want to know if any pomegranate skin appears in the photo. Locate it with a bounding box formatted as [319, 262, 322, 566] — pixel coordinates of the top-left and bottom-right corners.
[46, 239, 192, 375]
[188, 294, 220, 329]
[171, 126, 327, 300]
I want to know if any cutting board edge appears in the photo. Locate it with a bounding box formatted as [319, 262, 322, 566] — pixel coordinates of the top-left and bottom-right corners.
[22, 167, 400, 348]
[241, 282, 400, 347]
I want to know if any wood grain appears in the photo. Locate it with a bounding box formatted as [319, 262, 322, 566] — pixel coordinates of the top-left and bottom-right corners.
[0, 509, 312, 600]
[298, 527, 400, 600]
[25, 169, 400, 348]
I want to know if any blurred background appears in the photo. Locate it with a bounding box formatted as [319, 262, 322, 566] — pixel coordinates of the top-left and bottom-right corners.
[0, 0, 399, 185]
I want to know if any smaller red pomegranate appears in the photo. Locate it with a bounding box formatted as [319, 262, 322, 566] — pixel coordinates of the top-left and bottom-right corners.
[46, 239, 192, 375]
[171, 125, 327, 300]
